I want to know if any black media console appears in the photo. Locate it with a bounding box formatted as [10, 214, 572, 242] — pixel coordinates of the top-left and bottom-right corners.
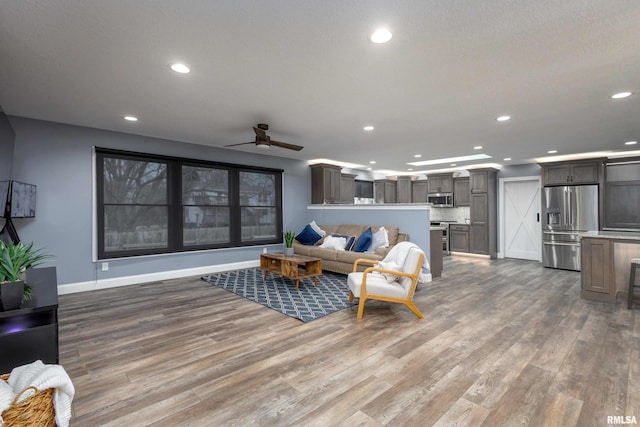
[0, 267, 58, 373]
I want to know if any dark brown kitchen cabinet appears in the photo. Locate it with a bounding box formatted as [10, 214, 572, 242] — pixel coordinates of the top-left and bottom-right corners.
[469, 168, 497, 257]
[470, 193, 489, 254]
[412, 181, 428, 203]
[449, 224, 470, 252]
[375, 179, 397, 203]
[396, 176, 412, 203]
[604, 160, 640, 229]
[541, 159, 602, 186]
[427, 173, 453, 194]
[580, 237, 614, 303]
[310, 163, 342, 204]
[453, 177, 470, 206]
[340, 173, 357, 203]
[470, 169, 493, 193]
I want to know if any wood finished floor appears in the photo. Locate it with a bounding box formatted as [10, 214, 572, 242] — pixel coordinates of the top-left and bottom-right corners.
[58, 256, 640, 426]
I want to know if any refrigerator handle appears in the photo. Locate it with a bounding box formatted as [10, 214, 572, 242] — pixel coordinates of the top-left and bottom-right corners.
[567, 190, 573, 228]
[567, 189, 572, 229]
[564, 187, 569, 227]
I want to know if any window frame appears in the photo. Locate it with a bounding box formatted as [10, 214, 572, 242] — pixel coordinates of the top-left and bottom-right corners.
[96, 148, 283, 259]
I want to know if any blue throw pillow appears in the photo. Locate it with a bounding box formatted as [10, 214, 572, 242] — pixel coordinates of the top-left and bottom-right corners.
[295, 224, 322, 245]
[353, 227, 373, 252]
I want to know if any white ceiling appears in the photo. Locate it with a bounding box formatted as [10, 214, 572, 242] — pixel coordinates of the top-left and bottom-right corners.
[1, 0, 639, 175]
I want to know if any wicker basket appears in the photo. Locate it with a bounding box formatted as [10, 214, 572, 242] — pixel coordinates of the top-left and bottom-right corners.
[0, 373, 55, 427]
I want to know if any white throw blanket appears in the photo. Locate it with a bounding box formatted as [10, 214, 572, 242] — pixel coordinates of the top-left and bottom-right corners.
[2, 360, 75, 427]
[381, 241, 431, 283]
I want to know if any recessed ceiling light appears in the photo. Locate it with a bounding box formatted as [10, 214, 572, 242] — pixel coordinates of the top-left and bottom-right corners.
[170, 63, 191, 74]
[625, 141, 638, 145]
[548, 150, 558, 154]
[611, 91, 632, 99]
[473, 146, 483, 150]
[450, 164, 457, 167]
[363, 125, 374, 131]
[408, 154, 492, 167]
[367, 167, 372, 171]
[370, 29, 392, 44]
[407, 168, 413, 171]
[504, 157, 512, 161]
[414, 154, 422, 158]
[369, 161, 376, 164]
[497, 115, 511, 122]
[123, 116, 138, 122]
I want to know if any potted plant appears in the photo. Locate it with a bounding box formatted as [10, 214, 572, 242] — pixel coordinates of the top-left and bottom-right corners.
[0, 241, 52, 311]
[283, 230, 295, 256]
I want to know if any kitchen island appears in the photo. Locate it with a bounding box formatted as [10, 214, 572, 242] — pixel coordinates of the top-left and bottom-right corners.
[580, 230, 640, 303]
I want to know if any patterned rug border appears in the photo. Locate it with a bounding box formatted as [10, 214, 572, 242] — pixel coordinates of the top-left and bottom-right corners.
[201, 267, 356, 322]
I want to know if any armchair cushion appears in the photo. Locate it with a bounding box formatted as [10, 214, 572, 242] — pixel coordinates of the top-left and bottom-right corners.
[347, 272, 408, 299]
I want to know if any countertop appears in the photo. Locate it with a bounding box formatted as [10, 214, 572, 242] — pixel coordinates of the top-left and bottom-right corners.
[580, 230, 640, 241]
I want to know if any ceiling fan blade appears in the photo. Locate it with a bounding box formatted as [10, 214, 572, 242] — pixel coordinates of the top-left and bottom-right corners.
[224, 142, 255, 147]
[270, 140, 304, 151]
[253, 126, 267, 138]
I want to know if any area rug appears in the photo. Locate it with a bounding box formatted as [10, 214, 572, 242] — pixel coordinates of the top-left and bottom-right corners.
[201, 268, 356, 322]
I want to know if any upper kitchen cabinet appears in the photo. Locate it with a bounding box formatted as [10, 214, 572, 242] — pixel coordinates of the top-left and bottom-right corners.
[310, 163, 342, 204]
[340, 173, 357, 203]
[470, 169, 496, 194]
[453, 177, 470, 206]
[396, 176, 412, 203]
[604, 159, 640, 229]
[375, 179, 397, 203]
[412, 181, 428, 203]
[427, 173, 453, 194]
[541, 159, 603, 186]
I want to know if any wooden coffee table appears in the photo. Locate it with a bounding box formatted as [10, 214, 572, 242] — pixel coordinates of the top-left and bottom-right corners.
[260, 252, 322, 290]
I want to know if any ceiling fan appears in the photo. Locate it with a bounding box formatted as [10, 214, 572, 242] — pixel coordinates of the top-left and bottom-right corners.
[225, 124, 303, 151]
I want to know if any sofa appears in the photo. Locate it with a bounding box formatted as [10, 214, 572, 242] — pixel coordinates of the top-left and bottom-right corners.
[293, 224, 408, 275]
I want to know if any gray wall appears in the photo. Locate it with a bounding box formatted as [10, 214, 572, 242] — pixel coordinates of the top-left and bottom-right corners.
[0, 107, 14, 180]
[9, 116, 311, 287]
[0, 106, 15, 233]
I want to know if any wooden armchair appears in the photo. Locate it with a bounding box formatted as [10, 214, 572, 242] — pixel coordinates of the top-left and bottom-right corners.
[347, 246, 425, 319]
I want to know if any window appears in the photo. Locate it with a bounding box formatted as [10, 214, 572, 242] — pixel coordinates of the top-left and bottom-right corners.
[239, 171, 278, 242]
[96, 149, 282, 259]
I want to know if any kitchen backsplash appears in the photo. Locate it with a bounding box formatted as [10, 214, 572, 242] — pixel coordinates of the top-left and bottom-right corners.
[430, 206, 470, 223]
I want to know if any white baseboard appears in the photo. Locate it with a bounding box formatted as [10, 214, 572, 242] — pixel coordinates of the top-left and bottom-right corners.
[57, 260, 260, 295]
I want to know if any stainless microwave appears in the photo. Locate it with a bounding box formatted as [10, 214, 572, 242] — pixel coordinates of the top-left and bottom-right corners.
[427, 193, 453, 207]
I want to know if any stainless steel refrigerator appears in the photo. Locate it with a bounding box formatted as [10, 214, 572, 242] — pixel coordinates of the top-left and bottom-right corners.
[542, 184, 598, 271]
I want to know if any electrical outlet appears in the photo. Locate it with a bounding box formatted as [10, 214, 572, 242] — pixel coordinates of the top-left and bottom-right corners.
[101, 262, 109, 272]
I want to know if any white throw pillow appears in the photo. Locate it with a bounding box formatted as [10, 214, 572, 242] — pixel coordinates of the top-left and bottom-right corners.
[309, 220, 326, 237]
[375, 260, 402, 282]
[319, 235, 347, 251]
[367, 227, 389, 252]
